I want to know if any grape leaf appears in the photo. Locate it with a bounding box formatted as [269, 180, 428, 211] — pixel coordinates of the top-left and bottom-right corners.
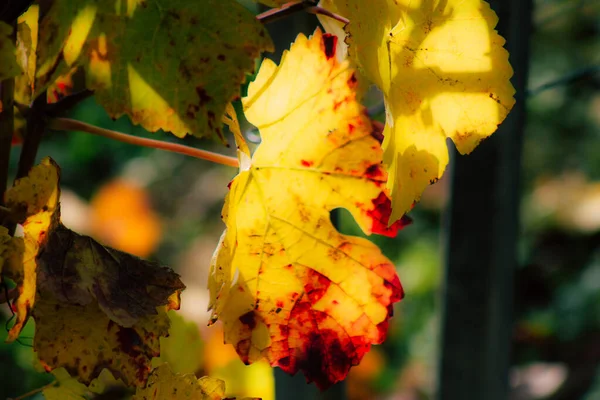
[0, 21, 22, 80]
[325, 0, 515, 222]
[3, 157, 60, 341]
[209, 29, 407, 390]
[14, 4, 39, 105]
[133, 364, 227, 400]
[3, 158, 184, 386]
[35, 297, 173, 387]
[35, 0, 273, 140]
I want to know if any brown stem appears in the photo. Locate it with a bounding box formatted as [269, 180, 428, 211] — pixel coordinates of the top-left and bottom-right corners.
[0, 287, 17, 304]
[49, 118, 240, 168]
[16, 91, 46, 180]
[0, 23, 16, 229]
[12, 380, 57, 400]
[306, 6, 349, 25]
[45, 89, 94, 117]
[256, 1, 314, 24]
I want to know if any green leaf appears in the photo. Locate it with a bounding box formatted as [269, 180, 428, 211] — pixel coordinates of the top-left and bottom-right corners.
[14, 4, 39, 105]
[0, 21, 22, 80]
[35, 0, 273, 140]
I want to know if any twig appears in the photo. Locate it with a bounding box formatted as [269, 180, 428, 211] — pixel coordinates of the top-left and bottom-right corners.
[256, 1, 315, 24]
[16, 91, 47, 180]
[527, 65, 600, 96]
[0, 287, 17, 304]
[11, 380, 57, 400]
[306, 6, 349, 25]
[48, 118, 240, 168]
[0, 22, 16, 229]
[45, 89, 94, 117]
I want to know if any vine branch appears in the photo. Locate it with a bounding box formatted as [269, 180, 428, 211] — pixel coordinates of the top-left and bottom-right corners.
[16, 91, 47, 180]
[48, 118, 240, 168]
[257, 1, 348, 25]
[0, 21, 16, 229]
[12, 380, 57, 400]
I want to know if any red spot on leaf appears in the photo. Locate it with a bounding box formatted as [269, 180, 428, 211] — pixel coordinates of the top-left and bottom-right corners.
[304, 270, 331, 303]
[322, 34, 337, 60]
[301, 159, 313, 167]
[367, 192, 412, 237]
[239, 311, 257, 330]
[365, 163, 384, 179]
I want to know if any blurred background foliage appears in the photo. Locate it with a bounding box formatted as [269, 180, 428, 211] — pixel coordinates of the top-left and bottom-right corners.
[1, 0, 599, 399]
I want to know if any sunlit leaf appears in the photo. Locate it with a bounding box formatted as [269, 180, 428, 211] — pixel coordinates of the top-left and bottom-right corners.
[209, 29, 407, 390]
[3, 157, 60, 341]
[35, 0, 273, 140]
[325, 0, 515, 221]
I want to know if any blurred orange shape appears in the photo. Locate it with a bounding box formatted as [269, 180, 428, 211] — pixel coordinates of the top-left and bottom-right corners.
[90, 179, 161, 258]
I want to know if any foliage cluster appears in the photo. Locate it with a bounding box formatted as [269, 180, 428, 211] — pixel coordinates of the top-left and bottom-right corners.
[0, 0, 514, 398]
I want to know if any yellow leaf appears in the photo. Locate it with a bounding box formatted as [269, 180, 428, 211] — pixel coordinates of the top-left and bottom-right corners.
[152, 310, 204, 375]
[3, 157, 59, 341]
[327, 0, 516, 221]
[133, 364, 226, 400]
[209, 29, 407, 390]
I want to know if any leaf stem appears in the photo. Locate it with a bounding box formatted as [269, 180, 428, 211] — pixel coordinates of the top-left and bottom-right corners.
[306, 6, 349, 25]
[256, 1, 315, 24]
[48, 118, 240, 168]
[12, 380, 57, 400]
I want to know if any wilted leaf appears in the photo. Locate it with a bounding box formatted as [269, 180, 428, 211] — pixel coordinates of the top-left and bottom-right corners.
[35, 0, 273, 140]
[325, 0, 515, 221]
[133, 364, 226, 400]
[35, 298, 172, 387]
[209, 30, 406, 389]
[0, 21, 22, 80]
[152, 310, 204, 375]
[3, 158, 184, 386]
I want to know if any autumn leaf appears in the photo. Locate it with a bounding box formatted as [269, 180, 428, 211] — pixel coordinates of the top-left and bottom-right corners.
[0, 21, 22, 81]
[209, 29, 407, 389]
[33, 0, 272, 140]
[133, 364, 227, 400]
[3, 157, 60, 341]
[324, 0, 515, 222]
[204, 324, 274, 400]
[2, 158, 184, 386]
